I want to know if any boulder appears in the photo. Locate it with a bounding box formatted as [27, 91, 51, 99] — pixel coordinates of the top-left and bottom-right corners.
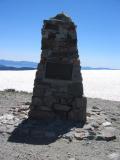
[96, 127, 116, 141]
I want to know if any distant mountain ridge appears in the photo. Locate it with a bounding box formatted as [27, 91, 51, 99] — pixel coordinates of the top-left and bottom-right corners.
[81, 66, 117, 70]
[0, 59, 118, 70]
[0, 64, 36, 70]
[0, 59, 38, 68]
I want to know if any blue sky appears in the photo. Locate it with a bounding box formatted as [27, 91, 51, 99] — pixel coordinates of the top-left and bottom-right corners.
[0, 0, 120, 68]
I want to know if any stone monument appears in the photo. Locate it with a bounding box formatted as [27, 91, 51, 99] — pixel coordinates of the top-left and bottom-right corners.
[29, 13, 87, 122]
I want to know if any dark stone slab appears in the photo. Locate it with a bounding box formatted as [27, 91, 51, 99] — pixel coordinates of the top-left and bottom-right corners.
[45, 62, 73, 80]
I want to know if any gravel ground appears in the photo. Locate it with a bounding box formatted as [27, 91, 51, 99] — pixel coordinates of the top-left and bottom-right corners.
[0, 90, 120, 160]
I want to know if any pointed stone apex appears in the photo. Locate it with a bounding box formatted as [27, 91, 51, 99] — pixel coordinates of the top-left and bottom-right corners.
[51, 12, 72, 22]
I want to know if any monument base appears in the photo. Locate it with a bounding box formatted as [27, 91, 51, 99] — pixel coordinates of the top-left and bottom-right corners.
[29, 95, 87, 122]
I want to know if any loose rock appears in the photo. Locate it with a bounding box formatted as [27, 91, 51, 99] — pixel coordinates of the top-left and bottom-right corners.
[96, 127, 116, 141]
[102, 121, 112, 127]
[74, 131, 89, 140]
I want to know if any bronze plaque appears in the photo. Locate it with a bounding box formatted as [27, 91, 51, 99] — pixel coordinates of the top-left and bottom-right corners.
[45, 62, 73, 80]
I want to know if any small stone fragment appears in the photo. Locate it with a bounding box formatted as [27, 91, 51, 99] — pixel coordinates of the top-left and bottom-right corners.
[102, 121, 112, 127]
[62, 132, 74, 142]
[83, 124, 94, 131]
[74, 132, 83, 140]
[92, 106, 100, 110]
[90, 122, 99, 128]
[86, 112, 92, 117]
[18, 105, 29, 112]
[111, 117, 117, 121]
[24, 101, 31, 105]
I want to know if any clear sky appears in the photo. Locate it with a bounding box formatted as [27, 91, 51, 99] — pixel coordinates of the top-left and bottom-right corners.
[0, 0, 120, 68]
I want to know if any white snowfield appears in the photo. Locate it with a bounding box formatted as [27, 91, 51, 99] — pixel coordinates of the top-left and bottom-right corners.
[0, 70, 120, 101]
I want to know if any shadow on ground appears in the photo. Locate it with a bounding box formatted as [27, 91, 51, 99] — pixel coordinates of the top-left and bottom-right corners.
[8, 118, 85, 145]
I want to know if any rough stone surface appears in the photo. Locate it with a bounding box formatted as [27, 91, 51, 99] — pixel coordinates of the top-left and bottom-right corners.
[29, 13, 87, 122]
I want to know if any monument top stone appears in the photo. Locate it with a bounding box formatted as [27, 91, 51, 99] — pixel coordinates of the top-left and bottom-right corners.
[50, 12, 72, 22]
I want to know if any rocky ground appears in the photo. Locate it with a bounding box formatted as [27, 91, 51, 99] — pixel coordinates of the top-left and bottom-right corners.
[0, 90, 120, 160]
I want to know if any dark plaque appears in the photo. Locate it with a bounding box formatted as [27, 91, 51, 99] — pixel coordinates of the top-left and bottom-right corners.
[45, 62, 73, 80]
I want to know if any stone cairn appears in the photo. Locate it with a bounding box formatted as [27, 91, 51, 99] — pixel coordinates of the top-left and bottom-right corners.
[29, 13, 87, 122]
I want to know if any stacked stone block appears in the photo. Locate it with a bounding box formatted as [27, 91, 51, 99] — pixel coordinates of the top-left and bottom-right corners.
[29, 13, 87, 122]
